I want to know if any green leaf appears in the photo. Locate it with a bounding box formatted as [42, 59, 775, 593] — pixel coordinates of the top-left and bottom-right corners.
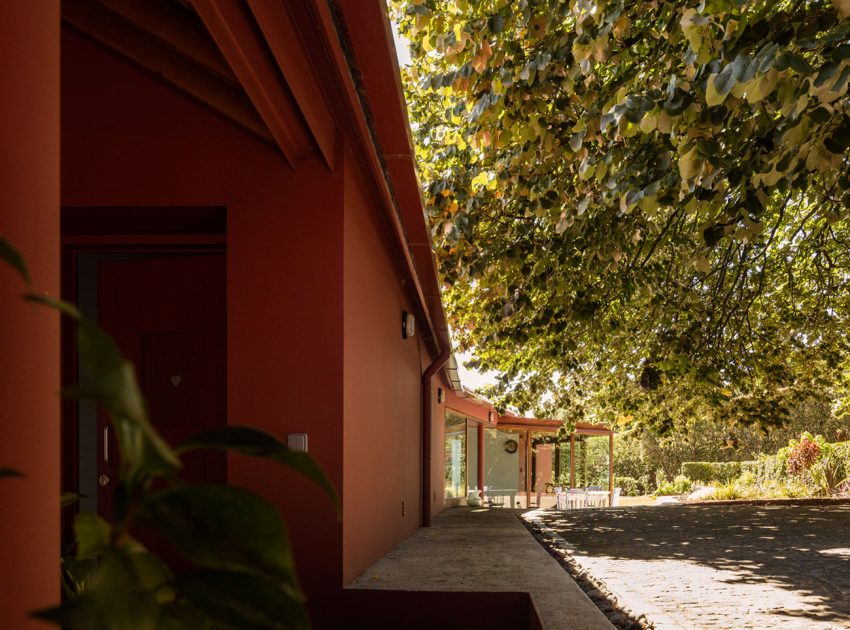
[0, 237, 30, 285]
[825, 117, 850, 153]
[34, 549, 161, 630]
[568, 132, 583, 152]
[815, 61, 841, 88]
[678, 146, 703, 180]
[178, 426, 338, 512]
[159, 603, 213, 630]
[26, 294, 181, 478]
[159, 602, 213, 630]
[705, 73, 725, 107]
[144, 484, 301, 586]
[127, 552, 173, 602]
[24, 293, 83, 320]
[745, 70, 778, 105]
[171, 570, 309, 630]
[0, 468, 24, 479]
[74, 512, 112, 560]
[489, 14, 505, 34]
[62, 491, 86, 508]
[714, 57, 746, 97]
[775, 51, 813, 75]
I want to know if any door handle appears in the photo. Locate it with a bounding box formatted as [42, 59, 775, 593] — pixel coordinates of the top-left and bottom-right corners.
[103, 425, 111, 464]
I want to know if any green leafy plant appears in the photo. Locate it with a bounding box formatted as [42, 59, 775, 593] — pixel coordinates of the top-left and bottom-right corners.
[810, 444, 849, 496]
[2, 237, 337, 629]
[710, 479, 744, 501]
[655, 474, 694, 496]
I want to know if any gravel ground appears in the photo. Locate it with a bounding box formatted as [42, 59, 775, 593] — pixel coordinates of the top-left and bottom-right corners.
[526, 502, 850, 629]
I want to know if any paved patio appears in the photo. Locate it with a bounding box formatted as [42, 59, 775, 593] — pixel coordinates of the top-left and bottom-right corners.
[528, 502, 850, 629]
[350, 507, 614, 630]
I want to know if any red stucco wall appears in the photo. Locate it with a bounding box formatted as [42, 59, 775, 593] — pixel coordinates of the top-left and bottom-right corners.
[0, 3, 61, 626]
[61, 30, 344, 592]
[341, 149, 425, 582]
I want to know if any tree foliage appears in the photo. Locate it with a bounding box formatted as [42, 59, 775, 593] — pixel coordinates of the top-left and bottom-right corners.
[393, 0, 850, 431]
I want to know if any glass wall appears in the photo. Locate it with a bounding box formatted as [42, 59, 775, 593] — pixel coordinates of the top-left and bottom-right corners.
[444, 412, 467, 499]
[552, 436, 611, 489]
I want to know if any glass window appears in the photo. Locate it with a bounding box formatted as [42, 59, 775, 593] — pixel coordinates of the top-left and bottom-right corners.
[444, 412, 466, 499]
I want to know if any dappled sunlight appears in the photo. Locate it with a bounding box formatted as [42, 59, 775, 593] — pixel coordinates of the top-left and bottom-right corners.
[533, 503, 850, 628]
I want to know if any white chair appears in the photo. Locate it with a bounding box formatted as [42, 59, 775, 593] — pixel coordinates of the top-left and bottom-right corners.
[566, 488, 587, 509]
[554, 487, 566, 510]
[611, 487, 621, 507]
[586, 491, 604, 508]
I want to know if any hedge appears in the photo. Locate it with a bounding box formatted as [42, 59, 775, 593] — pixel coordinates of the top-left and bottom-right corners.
[680, 461, 756, 483]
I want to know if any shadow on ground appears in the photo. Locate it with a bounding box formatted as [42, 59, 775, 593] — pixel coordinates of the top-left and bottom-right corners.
[536, 503, 850, 627]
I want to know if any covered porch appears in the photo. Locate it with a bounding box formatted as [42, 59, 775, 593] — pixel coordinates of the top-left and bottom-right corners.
[441, 386, 616, 511]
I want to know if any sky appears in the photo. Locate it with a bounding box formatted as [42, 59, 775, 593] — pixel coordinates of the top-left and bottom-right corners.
[390, 18, 412, 67]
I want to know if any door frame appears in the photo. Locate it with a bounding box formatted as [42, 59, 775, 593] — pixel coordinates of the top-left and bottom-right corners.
[60, 210, 226, 544]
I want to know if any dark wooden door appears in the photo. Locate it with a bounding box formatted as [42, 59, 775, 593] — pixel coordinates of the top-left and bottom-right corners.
[96, 253, 226, 518]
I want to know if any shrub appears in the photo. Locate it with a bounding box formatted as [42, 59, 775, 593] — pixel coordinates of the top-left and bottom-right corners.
[656, 474, 694, 496]
[711, 479, 744, 500]
[737, 471, 756, 487]
[810, 445, 850, 496]
[787, 434, 822, 475]
[680, 461, 753, 483]
[750, 453, 786, 485]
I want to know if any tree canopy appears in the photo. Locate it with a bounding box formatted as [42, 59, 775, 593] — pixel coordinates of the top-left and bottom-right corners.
[392, 0, 850, 432]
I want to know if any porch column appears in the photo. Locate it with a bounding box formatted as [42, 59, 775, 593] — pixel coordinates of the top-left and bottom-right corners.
[0, 2, 61, 626]
[569, 433, 576, 488]
[477, 423, 484, 498]
[525, 429, 531, 508]
[608, 433, 614, 506]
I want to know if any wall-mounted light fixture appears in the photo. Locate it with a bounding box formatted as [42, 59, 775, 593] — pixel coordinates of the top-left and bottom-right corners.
[487, 411, 493, 423]
[402, 311, 415, 339]
[437, 387, 444, 403]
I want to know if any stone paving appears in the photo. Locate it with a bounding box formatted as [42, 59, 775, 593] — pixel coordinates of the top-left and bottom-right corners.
[530, 502, 850, 629]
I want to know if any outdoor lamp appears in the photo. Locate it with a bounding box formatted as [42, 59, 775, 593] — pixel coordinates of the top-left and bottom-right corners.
[402, 311, 415, 339]
[437, 387, 444, 403]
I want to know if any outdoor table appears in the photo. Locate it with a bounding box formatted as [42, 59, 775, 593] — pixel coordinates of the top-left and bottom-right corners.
[587, 490, 610, 507]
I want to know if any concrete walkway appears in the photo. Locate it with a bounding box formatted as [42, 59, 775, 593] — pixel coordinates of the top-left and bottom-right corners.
[349, 507, 614, 630]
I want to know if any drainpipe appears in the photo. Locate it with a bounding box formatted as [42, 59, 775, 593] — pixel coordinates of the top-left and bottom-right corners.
[422, 348, 451, 527]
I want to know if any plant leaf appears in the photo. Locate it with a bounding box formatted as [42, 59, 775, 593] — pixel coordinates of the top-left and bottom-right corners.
[34, 549, 161, 629]
[26, 294, 181, 478]
[178, 427, 338, 513]
[62, 491, 87, 508]
[74, 512, 112, 560]
[705, 73, 725, 107]
[0, 237, 30, 285]
[171, 570, 309, 630]
[143, 484, 300, 586]
[0, 468, 24, 479]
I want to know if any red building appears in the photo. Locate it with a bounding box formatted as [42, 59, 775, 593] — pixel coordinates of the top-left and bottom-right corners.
[0, 1, 467, 626]
[0, 2, 613, 627]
